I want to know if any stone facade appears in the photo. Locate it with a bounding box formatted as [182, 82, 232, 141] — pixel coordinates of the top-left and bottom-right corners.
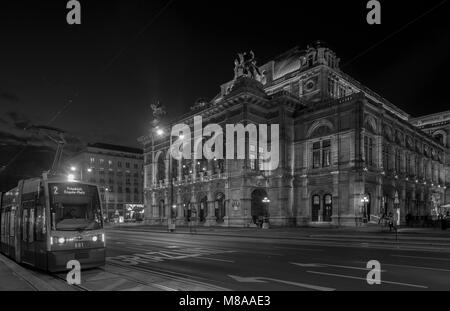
[139, 41, 449, 227]
[66, 143, 144, 220]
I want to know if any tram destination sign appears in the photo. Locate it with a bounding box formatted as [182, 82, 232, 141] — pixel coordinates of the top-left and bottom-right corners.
[50, 183, 89, 197]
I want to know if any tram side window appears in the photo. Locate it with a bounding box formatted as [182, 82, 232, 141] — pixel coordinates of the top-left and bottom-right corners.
[35, 205, 46, 241]
[1, 211, 5, 243]
[28, 208, 34, 242]
[22, 209, 28, 242]
[10, 210, 15, 237]
[5, 212, 10, 243]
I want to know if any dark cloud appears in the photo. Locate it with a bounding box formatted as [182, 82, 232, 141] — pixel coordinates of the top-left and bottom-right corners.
[0, 91, 21, 104]
[0, 110, 88, 190]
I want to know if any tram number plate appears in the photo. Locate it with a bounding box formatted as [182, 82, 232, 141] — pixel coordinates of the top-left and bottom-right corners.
[74, 242, 84, 248]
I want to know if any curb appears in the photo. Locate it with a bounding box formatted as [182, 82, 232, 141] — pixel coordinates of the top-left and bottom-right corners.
[0, 254, 56, 291]
[108, 227, 450, 246]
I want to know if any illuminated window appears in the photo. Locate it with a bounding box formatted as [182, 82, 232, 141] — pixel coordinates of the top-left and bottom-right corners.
[312, 142, 321, 168]
[322, 140, 331, 167]
[312, 140, 331, 168]
[364, 136, 373, 166]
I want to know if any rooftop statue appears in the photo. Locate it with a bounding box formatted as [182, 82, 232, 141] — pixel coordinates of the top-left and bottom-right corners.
[233, 50, 265, 83]
[150, 101, 166, 127]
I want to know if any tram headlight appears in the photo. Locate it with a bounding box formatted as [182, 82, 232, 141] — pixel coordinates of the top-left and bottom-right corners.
[101, 233, 105, 243]
[57, 237, 65, 244]
[92, 236, 98, 242]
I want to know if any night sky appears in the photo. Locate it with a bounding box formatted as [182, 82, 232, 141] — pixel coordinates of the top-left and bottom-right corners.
[1, 0, 449, 189]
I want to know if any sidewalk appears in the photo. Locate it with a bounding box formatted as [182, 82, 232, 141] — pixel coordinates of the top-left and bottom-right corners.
[0, 254, 75, 291]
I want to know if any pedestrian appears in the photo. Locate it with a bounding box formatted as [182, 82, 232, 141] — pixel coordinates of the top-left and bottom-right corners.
[388, 212, 394, 232]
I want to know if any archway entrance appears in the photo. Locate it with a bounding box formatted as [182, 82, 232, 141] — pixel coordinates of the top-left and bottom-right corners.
[215, 192, 225, 223]
[323, 194, 333, 222]
[251, 189, 269, 224]
[198, 196, 207, 223]
[183, 201, 190, 222]
[158, 199, 165, 220]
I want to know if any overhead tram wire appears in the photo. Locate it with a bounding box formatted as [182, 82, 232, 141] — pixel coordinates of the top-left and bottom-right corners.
[341, 0, 447, 68]
[48, 0, 176, 124]
[0, 1, 176, 175]
[102, 0, 176, 72]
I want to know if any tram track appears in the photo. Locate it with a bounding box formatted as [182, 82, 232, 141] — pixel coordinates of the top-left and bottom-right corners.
[51, 272, 90, 291]
[105, 260, 230, 291]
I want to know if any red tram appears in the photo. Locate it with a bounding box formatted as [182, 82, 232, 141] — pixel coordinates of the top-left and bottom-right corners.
[0, 172, 106, 272]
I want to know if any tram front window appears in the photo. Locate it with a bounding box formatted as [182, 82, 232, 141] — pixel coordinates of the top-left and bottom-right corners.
[49, 183, 102, 231]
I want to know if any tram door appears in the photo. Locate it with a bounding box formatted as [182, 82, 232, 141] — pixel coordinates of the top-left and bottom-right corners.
[20, 202, 35, 266]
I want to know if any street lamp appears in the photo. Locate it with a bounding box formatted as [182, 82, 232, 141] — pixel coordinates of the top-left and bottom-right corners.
[394, 190, 400, 226]
[361, 195, 369, 223]
[156, 128, 164, 136]
[261, 197, 270, 229]
[104, 187, 110, 222]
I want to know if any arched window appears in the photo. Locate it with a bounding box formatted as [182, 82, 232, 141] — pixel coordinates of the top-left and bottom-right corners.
[215, 192, 225, 223]
[434, 133, 444, 145]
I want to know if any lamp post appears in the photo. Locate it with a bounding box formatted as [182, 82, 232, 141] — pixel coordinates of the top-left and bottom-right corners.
[104, 187, 110, 222]
[150, 125, 164, 222]
[262, 197, 270, 229]
[394, 190, 400, 226]
[361, 195, 369, 224]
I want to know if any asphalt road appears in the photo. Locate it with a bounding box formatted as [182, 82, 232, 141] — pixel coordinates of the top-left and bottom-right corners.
[80, 227, 450, 291]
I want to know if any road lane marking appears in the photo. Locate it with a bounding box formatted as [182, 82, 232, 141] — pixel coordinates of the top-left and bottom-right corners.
[228, 275, 335, 291]
[191, 256, 235, 263]
[391, 254, 450, 261]
[382, 263, 450, 273]
[273, 246, 325, 252]
[291, 262, 386, 272]
[306, 271, 428, 288]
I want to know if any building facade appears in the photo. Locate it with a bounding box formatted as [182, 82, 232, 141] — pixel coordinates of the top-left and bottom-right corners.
[139, 41, 449, 227]
[411, 111, 450, 205]
[66, 143, 144, 221]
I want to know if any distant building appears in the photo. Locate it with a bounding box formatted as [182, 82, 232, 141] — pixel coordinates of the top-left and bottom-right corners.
[66, 143, 144, 221]
[411, 111, 450, 204]
[139, 41, 449, 227]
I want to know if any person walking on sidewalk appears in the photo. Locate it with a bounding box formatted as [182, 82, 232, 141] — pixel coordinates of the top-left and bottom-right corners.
[388, 212, 394, 232]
